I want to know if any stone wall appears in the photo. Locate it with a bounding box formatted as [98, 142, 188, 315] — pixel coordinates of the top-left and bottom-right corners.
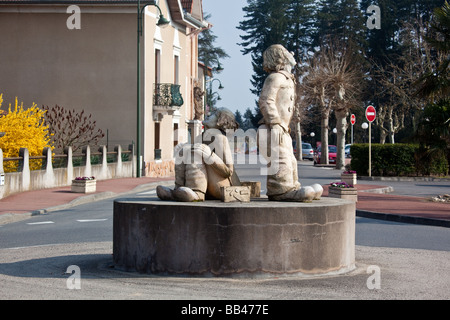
[0, 145, 136, 199]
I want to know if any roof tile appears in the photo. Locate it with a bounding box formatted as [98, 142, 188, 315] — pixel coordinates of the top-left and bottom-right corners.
[180, 0, 192, 12]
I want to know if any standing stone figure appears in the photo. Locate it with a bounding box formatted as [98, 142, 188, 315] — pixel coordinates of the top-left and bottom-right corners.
[156, 108, 240, 202]
[257, 44, 322, 201]
[193, 85, 205, 121]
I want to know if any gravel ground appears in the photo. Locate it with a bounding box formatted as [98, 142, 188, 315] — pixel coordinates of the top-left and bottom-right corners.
[0, 241, 448, 301]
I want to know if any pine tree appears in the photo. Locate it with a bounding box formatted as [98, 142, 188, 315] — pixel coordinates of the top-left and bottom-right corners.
[199, 13, 229, 73]
[361, 0, 445, 65]
[361, 0, 446, 143]
[313, 0, 342, 47]
[199, 13, 229, 111]
[238, 0, 291, 96]
[416, 1, 450, 100]
[234, 110, 244, 129]
[242, 107, 257, 130]
[285, 0, 316, 68]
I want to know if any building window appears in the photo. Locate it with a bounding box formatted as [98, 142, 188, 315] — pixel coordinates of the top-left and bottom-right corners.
[155, 49, 161, 84]
[174, 55, 179, 85]
[154, 122, 161, 160]
[173, 123, 179, 147]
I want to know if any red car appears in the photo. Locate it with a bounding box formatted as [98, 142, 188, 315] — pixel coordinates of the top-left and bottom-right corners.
[314, 145, 337, 164]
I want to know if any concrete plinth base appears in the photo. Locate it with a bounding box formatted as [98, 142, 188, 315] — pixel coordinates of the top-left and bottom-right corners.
[113, 197, 356, 277]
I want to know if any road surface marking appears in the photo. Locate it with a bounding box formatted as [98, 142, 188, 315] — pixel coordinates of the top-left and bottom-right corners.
[76, 219, 108, 223]
[138, 190, 157, 195]
[7, 243, 60, 250]
[27, 221, 55, 225]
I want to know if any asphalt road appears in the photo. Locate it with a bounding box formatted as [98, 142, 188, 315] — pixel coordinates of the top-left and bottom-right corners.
[0, 160, 449, 301]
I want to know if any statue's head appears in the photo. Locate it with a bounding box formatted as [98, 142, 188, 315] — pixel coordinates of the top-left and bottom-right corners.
[203, 108, 239, 131]
[262, 44, 296, 73]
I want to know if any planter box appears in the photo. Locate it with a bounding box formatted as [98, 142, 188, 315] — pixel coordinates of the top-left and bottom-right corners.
[341, 173, 357, 186]
[328, 186, 358, 202]
[71, 179, 96, 193]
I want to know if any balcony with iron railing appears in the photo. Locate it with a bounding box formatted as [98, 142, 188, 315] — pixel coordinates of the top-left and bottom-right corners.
[153, 83, 184, 113]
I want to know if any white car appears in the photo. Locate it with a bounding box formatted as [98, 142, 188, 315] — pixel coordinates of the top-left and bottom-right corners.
[302, 143, 314, 160]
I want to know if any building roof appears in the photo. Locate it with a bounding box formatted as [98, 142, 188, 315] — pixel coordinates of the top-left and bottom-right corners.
[0, 0, 138, 3]
[0, 0, 207, 28]
[180, 0, 190, 10]
[180, 0, 202, 20]
[0, 0, 193, 7]
[0, 0, 195, 7]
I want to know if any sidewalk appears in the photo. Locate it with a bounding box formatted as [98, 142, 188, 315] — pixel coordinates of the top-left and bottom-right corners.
[324, 184, 450, 228]
[1, 177, 449, 227]
[0, 177, 174, 223]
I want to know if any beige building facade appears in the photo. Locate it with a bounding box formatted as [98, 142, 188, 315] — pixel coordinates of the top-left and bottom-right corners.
[0, 0, 208, 177]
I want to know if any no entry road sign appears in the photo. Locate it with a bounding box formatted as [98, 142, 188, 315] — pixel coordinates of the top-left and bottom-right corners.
[366, 105, 376, 122]
[351, 114, 356, 125]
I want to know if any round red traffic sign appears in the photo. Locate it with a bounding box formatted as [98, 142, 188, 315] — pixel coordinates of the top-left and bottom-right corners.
[351, 114, 356, 125]
[366, 105, 376, 122]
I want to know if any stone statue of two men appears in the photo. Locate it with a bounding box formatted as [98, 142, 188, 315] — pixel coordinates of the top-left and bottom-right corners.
[156, 44, 322, 202]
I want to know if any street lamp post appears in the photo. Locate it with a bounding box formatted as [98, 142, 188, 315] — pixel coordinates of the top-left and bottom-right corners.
[361, 122, 371, 176]
[208, 78, 224, 90]
[205, 79, 223, 116]
[136, 0, 169, 177]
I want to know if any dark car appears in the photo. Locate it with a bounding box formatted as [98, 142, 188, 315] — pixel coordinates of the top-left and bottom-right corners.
[314, 145, 337, 164]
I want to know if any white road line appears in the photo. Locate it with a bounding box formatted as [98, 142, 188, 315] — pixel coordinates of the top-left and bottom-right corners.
[76, 219, 108, 223]
[138, 190, 157, 195]
[27, 221, 55, 225]
[7, 243, 60, 250]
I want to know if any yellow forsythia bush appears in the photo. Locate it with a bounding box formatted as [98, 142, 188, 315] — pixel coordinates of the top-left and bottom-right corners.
[0, 94, 53, 172]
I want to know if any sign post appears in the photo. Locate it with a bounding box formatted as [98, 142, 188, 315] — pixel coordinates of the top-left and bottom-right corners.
[365, 106, 376, 177]
[350, 114, 356, 145]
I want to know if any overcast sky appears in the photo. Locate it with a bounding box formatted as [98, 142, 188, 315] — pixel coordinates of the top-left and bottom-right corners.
[202, 0, 256, 115]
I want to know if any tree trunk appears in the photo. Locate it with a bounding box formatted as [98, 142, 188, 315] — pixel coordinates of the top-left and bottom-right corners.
[388, 107, 395, 144]
[335, 109, 348, 170]
[380, 129, 388, 144]
[376, 105, 388, 144]
[320, 114, 329, 164]
[388, 131, 395, 144]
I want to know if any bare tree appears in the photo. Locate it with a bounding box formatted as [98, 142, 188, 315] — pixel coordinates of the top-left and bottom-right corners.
[300, 51, 333, 164]
[291, 58, 312, 161]
[373, 20, 436, 144]
[42, 105, 105, 154]
[300, 39, 363, 168]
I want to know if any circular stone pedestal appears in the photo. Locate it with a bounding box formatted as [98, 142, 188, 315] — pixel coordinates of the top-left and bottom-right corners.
[113, 197, 355, 277]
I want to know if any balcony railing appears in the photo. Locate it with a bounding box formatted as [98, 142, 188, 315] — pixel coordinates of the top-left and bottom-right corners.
[153, 83, 184, 112]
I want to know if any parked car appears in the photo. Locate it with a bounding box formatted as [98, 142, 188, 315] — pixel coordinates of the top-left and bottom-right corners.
[314, 145, 337, 164]
[302, 143, 314, 161]
[293, 141, 315, 160]
[345, 144, 351, 158]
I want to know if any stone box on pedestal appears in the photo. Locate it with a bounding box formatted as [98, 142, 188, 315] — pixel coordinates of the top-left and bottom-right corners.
[341, 173, 357, 186]
[328, 186, 358, 202]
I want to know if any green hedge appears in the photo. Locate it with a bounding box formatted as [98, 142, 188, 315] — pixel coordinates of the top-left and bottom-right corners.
[350, 144, 448, 177]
